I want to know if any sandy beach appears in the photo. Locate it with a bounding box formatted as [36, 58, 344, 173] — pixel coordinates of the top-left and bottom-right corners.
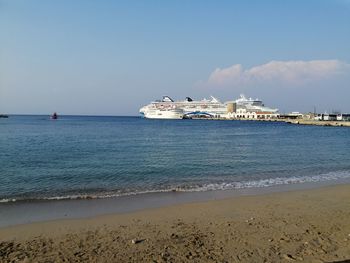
[1, 184, 350, 262]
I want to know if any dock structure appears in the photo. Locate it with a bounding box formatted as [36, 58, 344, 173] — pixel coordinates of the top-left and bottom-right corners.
[223, 100, 350, 127]
[225, 96, 279, 120]
[286, 119, 350, 127]
[186, 109, 350, 127]
[227, 108, 279, 120]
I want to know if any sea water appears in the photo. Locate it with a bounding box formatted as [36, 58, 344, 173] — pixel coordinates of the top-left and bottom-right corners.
[1, 115, 350, 202]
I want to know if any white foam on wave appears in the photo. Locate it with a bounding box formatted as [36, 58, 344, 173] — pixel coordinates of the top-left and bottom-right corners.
[177, 170, 350, 192]
[0, 198, 17, 203]
[1, 170, 350, 203]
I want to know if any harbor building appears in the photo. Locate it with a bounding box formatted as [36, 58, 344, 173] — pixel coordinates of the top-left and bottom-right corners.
[315, 113, 350, 121]
[226, 95, 279, 120]
[337, 114, 350, 121]
[227, 108, 279, 119]
[279, 112, 303, 120]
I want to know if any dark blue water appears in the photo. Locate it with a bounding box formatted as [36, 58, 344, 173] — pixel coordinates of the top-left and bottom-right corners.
[1, 115, 350, 202]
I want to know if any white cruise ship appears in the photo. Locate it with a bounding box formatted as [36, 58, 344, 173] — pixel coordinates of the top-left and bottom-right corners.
[234, 94, 278, 113]
[140, 96, 227, 119]
[139, 104, 184, 119]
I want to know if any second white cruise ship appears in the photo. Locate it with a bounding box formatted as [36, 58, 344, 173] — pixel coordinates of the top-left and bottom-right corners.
[234, 94, 278, 113]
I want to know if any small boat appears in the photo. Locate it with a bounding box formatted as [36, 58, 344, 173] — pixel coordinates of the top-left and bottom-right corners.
[51, 112, 58, 119]
[0, 114, 9, 118]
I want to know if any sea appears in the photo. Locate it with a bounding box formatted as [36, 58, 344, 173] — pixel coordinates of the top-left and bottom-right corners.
[1, 115, 350, 204]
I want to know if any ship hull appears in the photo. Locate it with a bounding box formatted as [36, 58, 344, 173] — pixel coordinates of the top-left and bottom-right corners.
[142, 110, 184, 119]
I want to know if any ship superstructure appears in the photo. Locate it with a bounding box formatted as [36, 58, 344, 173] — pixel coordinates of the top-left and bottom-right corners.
[234, 94, 278, 113]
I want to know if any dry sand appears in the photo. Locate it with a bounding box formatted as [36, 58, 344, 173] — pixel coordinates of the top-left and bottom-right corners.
[1, 184, 350, 262]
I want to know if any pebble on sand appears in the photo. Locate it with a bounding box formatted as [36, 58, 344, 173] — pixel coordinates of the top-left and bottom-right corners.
[131, 239, 145, 244]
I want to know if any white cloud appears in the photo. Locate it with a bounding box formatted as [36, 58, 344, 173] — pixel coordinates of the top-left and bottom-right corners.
[205, 60, 350, 88]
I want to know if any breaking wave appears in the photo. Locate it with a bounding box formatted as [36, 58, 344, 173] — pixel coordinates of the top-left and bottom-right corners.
[1, 170, 350, 203]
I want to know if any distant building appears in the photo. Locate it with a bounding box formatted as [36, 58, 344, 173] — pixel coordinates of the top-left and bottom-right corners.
[226, 94, 279, 120]
[314, 113, 348, 121]
[336, 114, 350, 121]
[279, 112, 303, 120]
[228, 108, 279, 119]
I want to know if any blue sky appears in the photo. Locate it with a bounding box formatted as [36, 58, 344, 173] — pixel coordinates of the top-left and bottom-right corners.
[1, 0, 350, 115]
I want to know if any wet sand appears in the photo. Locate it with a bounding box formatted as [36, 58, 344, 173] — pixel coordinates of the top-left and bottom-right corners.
[1, 184, 350, 262]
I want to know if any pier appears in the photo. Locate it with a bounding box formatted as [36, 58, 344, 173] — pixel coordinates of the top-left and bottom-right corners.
[285, 119, 350, 127]
[185, 116, 350, 127]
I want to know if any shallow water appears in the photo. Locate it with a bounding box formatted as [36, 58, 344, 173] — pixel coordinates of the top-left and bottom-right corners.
[1, 115, 350, 202]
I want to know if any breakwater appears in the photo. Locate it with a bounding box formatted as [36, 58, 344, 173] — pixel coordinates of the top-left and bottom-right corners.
[188, 117, 350, 127]
[285, 119, 350, 127]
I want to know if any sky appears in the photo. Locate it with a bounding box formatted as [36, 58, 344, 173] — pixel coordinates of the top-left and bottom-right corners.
[1, 0, 350, 115]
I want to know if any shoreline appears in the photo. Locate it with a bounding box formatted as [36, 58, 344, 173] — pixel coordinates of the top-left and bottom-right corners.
[1, 177, 350, 228]
[1, 183, 350, 262]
